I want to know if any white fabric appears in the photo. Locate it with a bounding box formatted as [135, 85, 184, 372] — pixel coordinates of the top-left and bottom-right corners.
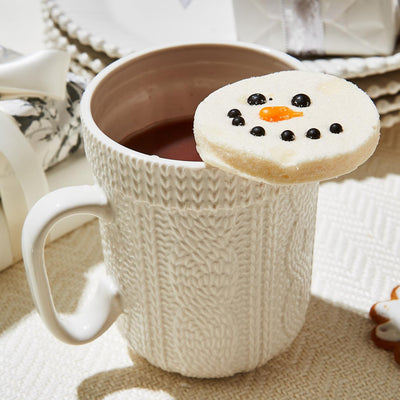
[282, 0, 324, 55]
[0, 49, 70, 99]
[0, 148, 94, 271]
[0, 111, 48, 261]
[0, 157, 21, 265]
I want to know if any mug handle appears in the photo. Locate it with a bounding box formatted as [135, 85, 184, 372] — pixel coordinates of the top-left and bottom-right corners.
[21, 185, 122, 344]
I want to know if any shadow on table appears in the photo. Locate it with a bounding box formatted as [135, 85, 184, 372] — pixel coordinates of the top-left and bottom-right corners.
[77, 296, 399, 400]
[0, 220, 102, 335]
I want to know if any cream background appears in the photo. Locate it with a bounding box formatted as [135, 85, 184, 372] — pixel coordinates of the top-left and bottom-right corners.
[1, 1, 400, 399]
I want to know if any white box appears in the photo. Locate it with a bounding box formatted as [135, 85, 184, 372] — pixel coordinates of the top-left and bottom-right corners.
[233, 0, 400, 56]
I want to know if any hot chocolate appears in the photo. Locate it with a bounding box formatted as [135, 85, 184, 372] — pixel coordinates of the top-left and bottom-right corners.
[120, 117, 201, 162]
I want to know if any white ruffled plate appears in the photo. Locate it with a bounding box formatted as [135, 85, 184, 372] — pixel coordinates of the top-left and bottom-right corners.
[346, 69, 400, 128]
[42, 0, 237, 59]
[42, 6, 115, 76]
[380, 109, 400, 129]
[302, 45, 400, 79]
[351, 70, 400, 99]
[374, 92, 400, 115]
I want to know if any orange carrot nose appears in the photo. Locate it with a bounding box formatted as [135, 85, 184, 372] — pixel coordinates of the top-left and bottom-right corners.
[259, 106, 303, 122]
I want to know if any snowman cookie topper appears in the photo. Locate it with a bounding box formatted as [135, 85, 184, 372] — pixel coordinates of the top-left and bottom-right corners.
[194, 71, 380, 184]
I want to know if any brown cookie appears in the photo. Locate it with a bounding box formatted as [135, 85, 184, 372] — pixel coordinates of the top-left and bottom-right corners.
[370, 285, 400, 363]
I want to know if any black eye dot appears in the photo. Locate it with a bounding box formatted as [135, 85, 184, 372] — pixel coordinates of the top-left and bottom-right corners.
[281, 130, 295, 141]
[250, 126, 265, 136]
[292, 93, 311, 108]
[330, 123, 343, 134]
[306, 128, 321, 139]
[232, 116, 245, 126]
[227, 108, 241, 118]
[247, 93, 266, 105]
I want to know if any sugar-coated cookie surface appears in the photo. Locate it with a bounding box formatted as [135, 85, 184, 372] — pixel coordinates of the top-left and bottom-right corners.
[370, 285, 400, 364]
[194, 71, 380, 184]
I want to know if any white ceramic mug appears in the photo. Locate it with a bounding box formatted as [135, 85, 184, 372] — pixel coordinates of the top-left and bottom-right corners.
[22, 42, 318, 378]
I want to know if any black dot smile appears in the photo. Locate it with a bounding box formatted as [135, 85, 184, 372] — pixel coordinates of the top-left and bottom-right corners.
[330, 123, 343, 133]
[281, 130, 295, 141]
[232, 116, 245, 126]
[250, 126, 265, 136]
[306, 128, 321, 139]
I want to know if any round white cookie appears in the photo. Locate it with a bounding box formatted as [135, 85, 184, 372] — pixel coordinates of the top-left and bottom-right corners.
[194, 70, 380, 184]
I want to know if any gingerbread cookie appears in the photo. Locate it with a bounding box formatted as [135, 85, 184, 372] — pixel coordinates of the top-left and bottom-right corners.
[370, 285, 400, 364]
[193, 70, 380, 184]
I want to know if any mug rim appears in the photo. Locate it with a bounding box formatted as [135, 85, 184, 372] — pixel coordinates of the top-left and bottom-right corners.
[80, 41, 305, 170]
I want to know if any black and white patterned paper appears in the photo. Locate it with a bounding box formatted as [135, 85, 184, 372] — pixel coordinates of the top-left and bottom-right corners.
[0, 46, 87, 171]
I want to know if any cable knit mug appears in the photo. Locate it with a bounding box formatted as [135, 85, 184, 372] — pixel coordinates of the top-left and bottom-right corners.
[22, 43, 318, 378]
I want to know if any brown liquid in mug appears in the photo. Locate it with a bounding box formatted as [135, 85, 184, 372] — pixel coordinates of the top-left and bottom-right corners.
[119, 117, 202, 162]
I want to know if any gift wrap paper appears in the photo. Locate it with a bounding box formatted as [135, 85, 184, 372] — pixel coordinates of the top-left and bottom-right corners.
[0, 73, 86, 171]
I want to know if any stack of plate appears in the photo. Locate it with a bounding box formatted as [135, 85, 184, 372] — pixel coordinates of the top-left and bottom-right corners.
[42, 0, 118, 79]
[42, 0, 237, 78]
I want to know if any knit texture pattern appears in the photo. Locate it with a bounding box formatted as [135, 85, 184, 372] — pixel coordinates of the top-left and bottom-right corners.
[83, 121, 318, 377]
[2, 122, 400, 398]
